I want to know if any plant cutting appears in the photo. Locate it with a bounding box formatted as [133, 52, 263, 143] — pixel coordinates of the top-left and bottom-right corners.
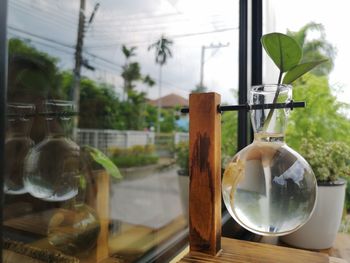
[280, 138, 350, 249]
[260, 32, 327, 130]
[221, 32, 329, 237]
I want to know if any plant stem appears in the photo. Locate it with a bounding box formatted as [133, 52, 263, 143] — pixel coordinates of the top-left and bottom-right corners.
[262, 71, 283, 131]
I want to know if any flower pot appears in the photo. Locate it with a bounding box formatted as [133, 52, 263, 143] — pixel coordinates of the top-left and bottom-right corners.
[177, 170, 189, 221]
[280, 179, 346, 249]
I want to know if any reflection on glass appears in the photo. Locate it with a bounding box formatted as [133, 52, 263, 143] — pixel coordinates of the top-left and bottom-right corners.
[48, 203, 100, 255]
[24, 100, 80, 201]
[5, 103, 35, 194]
[222, 85, 317, 236]
[5, 0, 239, 260]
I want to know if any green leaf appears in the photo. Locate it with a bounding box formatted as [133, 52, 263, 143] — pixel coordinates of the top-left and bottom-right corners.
[85, 146, 123, 179]
[282, 59, 328, 84]
[261, 33, 302, 72]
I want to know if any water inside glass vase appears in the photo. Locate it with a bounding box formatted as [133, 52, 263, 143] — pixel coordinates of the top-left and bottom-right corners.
[4, 103, 35, 194]
[222, 85, 317, 236]
[24, 100, 80, 201]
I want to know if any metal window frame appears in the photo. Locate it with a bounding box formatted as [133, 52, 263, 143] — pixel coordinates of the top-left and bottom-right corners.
[0, 0, 263, 261]
[0, 0, 8, 260]
[237, 0, 263, 151]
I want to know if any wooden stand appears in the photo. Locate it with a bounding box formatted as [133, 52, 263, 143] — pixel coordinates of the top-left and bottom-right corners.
[179, 92, 340, 263]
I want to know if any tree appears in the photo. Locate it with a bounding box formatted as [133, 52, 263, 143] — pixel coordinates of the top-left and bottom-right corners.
[121, 45, 137, 100]
[191, 84, 207, 93]
[120, 45, 157, 130]
[286, 74, 350, 150]
[8, 38, 65, 102]
[148, 35, 173, 133]
[285, 23, 350, 150]
[287, 22, 336, 76]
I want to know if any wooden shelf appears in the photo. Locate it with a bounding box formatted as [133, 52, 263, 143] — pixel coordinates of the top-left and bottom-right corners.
[182, 93, 347, 263]
[178, 237, 344, 263]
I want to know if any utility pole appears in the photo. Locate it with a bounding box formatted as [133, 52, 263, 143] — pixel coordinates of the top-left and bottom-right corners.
[72, 0, 86, 110]
[199, 42, 230, 88]
[72, 1, 99, 118]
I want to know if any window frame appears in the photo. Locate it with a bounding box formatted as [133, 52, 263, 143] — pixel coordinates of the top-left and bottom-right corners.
[0, 0, 8, 260]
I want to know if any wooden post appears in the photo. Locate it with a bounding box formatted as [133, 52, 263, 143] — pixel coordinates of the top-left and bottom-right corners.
[189, 92, 221, 255]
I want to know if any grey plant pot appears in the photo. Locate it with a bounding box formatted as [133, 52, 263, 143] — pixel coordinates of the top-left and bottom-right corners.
[280, 179, 346, 249]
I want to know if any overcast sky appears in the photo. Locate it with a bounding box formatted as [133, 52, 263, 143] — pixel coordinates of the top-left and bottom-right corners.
[8, 0, 239, 104]
[7, 0, 350, 106]
[267, 0, 350, 105]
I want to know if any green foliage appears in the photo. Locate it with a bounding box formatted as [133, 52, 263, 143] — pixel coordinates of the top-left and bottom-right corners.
[287, 22, 336, 76]
[78, 77, 123, 129]
[174, 141, 189, 175]
[83, 146, 122, 179]
[299, 138, 350, 182]
[160, 109, 176, 132]
[262, 33, 302, 74]
[8, 38, 65, 101]
[261, 32, 328, 131]
[109, 144, 159, 168]
[261, 32, 326, 84]
[122, 45, 137, 59]
[112, 155, 159, 168]
[221, 111, 238, 164]
[148, 35, 173, 66]
[345, 177, 350, 212]
[282, 60, 327, 84]
[191, 84, 207, 93]
[286, 74, 350, 150]
[122, 62, 142, 93]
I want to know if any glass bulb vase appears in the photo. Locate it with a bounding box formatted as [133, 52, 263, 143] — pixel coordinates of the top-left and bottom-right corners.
[222, 84, 317, 236]
[24, 100, 80, 201]
[4, 103, 35, 194]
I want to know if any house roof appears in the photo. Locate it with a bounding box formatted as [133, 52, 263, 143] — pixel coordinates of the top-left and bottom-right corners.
[148, 93, 189, 108]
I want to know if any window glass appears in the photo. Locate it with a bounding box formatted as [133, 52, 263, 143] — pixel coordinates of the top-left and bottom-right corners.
[4, 0, 239, 262]
[264, 0, 350, 233]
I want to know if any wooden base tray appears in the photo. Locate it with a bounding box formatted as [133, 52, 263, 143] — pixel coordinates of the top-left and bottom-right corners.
[178, 237, 344, 263]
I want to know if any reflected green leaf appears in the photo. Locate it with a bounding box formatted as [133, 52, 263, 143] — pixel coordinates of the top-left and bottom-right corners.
[84, 146, 122, 179]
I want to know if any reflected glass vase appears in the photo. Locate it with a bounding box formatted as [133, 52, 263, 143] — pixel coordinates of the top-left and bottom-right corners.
[24, 100, 80, 201]
[4, 103, 35, 194]
[222, 84, 317, 236]
[48, 202, 100, 255]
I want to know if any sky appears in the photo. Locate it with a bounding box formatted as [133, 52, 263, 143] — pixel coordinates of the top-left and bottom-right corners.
[267, 0, 350, 105]
[7, 0, 239, 104]
[7, 0, 350, 106]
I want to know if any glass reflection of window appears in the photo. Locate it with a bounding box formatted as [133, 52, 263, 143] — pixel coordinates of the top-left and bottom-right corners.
[3, 0, 239, 262]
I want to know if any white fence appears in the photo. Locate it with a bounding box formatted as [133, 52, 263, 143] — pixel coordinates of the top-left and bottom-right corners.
[77, 128, 188, 154]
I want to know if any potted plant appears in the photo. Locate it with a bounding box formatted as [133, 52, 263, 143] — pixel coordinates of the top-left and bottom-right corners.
[280, 138, 350, 249]
[174, 141, 190, 220]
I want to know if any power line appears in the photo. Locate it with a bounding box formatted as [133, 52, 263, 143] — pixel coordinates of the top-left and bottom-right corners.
[9, 5, 75, 33]
[86, 27, 238, 49]
[8, 26, 123, 70]
[10, 1, 77, 27]
[14, 0, 78, 22]
[8, 25, 75, 49]
[87, 22, 236, 37]
[91, 16, 234, 30]
[8, 32, 75, 56]
[89, 11, 182, 24]
[84, 50, 123, 69]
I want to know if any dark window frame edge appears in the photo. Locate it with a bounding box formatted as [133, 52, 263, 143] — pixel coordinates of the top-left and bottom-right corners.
[0, 0, 8, 260]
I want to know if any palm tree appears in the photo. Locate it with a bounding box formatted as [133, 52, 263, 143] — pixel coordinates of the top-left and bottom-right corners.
[121, 45, 137, 100]
[141, 74, 156, 129]
[148, 35, 173, 133]
[287, 22, 336, 77]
